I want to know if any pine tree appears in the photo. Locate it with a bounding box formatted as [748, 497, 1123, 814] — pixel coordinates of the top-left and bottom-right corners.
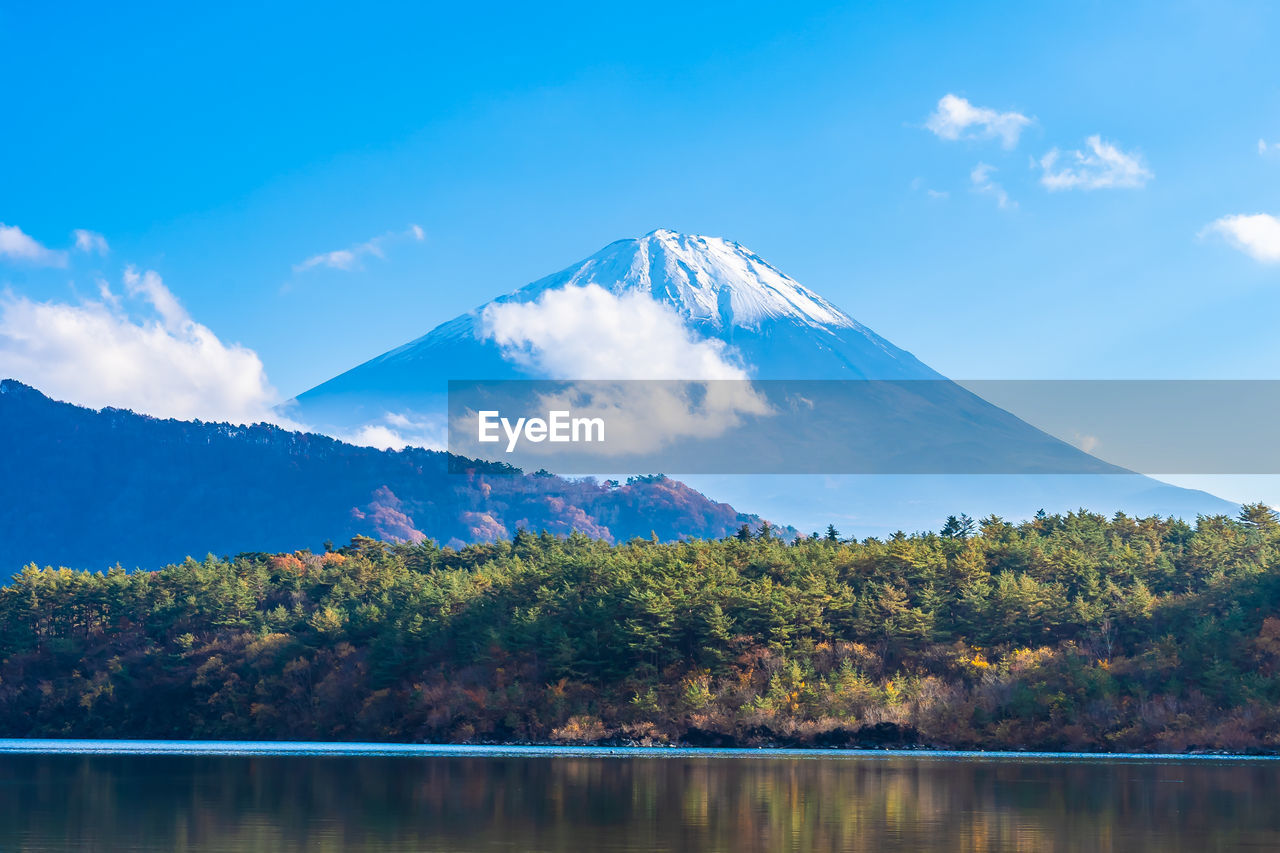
[1239, 502, 1279, 531]
[941, 514, 975, 539]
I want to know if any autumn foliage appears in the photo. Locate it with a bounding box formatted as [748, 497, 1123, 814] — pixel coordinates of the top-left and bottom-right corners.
[2, 508, 1280, 752]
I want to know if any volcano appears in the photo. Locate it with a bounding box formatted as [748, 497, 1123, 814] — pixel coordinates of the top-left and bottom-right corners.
[291, 229, 1236, 534]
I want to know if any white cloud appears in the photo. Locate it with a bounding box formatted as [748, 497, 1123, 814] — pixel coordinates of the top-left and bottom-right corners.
[1073, 433, 1101, 454]
[1202, 213, 1280, 263]
[970, 162, 1014, 209]
[297, 247, 362, 272]
[474, 284, 772, 456]
[925, 94, 1033, 149]
[910, 177, 948, 200]
[294, 223, 425, 273]
[0, 223, 67, 267]
[0, 267, 291, 426]
[95, 277, 121, 310]
[122, 266, 187, 329]
[339, 411, 446, 451]
[1039, 135, 1152, 190]
[345, 424, 415, 451]
[1261, 139, 1278, 155]
[480, 284, 750, 380]
[73, 229, 109, 255]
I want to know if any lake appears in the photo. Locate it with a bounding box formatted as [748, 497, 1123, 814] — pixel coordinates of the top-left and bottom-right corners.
[0, 741, 1277, 851]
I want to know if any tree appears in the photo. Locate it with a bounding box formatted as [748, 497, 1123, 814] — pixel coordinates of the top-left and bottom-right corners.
[941, 514, 976, 539]
[1239, 502, 1279, 531]
[4, 507, 1280, 752]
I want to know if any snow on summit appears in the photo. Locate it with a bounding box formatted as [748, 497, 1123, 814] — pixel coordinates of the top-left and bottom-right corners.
[295, 229, 942, 425]
[444, 228, 939, 380]
[287, 230, 1236, 537]
[530, 229, 857, 332]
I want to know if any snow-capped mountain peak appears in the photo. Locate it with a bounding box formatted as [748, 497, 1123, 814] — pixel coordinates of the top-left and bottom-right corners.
[298, 229, 942, 418]
[286, 230, 1236, 540]
[528, 229, 857, 333]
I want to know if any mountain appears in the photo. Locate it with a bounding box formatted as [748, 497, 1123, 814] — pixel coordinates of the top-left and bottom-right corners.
[0, 380, 785, 572]
[294, 229, 940, 429]
[292, 229, 1238, 533]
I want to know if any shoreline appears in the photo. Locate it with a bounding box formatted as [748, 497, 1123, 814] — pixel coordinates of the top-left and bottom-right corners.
[1, 738, 1277, 760]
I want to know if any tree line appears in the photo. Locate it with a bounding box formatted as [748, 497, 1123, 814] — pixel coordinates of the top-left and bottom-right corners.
[2, 505, 1279, 751]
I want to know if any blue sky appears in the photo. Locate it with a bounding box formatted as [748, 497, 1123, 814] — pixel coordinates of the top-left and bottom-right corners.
[3, 0, 1280, 411]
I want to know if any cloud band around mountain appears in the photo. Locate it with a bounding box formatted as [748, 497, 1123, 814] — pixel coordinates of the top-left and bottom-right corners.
[473, 284, 772, 453]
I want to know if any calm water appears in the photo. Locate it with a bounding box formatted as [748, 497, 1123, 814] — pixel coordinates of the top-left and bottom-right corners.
[0, 742, 1277, 852]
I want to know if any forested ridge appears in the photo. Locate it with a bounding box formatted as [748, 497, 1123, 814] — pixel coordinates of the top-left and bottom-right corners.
[0, 379, 772, 570]
[3, 506, 1280, 752]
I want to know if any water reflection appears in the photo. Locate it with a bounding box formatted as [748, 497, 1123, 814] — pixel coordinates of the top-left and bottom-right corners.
[0, 750, 1277, 851]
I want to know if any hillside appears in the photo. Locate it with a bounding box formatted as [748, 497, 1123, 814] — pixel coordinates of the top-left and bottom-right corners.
[2, 509, 1278, 751]
[0, 380, 778, 570]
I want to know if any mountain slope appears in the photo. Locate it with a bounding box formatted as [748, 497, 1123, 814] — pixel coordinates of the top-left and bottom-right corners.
[0, 380, 782, 571]
[293, 230, 941, 429]
[290, 229, 1238, 532]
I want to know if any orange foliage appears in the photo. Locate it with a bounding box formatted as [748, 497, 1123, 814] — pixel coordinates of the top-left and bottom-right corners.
[269, 554, 305, 574]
